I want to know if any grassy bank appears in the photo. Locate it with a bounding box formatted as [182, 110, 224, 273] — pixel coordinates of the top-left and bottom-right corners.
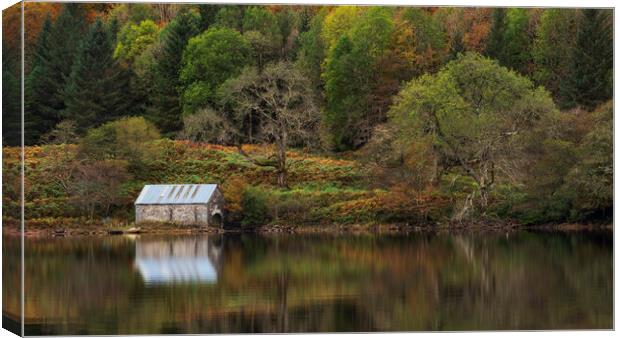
[3, 140, 451, 232]
[3, 140, 610, 234]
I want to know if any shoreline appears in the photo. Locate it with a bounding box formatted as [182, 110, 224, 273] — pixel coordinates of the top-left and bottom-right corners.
[2, 222, 612, 238]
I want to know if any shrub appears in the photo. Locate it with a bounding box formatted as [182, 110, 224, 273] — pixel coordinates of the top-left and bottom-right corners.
[221, 176, 249, 223]
[180, 108, 232, 143]
[79, 116, 161, 161]
[241, 186, 270, 226]
[268, 197, 308, 221]
[79, 117, 161, 178]
[41, 120, 79, 145]
[68, 159, 130, 219]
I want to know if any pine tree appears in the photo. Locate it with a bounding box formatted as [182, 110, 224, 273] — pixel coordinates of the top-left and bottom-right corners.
[503, 9, 532, 74]
[63, 19, 132, 132]
[147, 9, 201, 134]
[26, 4, 87, 142]
[448, 30, 465, 60]
[2, 56, 22, 147]
[533, 9, 579, 102]
[296, 10, 327, 92]
[25, 15, 54, 143]
[561, 9, 613, 110]
[323, 36, 362, 150]
[45, 3, 87, 84]
[485, 8, 506, 63]
[322, 8, 394, 151]
[198, 4, 222, 31]
[485, 9, 532, 75]
[213, 5, 245, 32]
[108, 17, 120, 44]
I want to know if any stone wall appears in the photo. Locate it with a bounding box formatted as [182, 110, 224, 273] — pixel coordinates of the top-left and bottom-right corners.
[171, 205, 197, 225]
[135, 187, 225, 227]
[136, 205, 171, 224]
[136, 202, 224, 227]
[207, 189, 225, 226]
[195, 205, 210, 225]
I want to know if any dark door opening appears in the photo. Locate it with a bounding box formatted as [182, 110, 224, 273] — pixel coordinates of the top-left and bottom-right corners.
[211, 213, 223, 228]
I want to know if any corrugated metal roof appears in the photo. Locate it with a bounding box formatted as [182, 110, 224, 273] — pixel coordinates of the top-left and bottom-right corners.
[135, 184, 218, 205]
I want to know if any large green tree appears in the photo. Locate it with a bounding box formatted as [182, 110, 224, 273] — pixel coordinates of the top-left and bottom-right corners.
[113, 19, 160, 66]
[565, 101, 613, 219]
[198, 4, 222, 30]
[2, 55, 21, 146]
[242, 7, 281, 71]
[518, 101, 612, 223]
[322, 7, 394, 151]
[242, 6, 279, 37]
[389, 53, 557, 211]
[321, 6, 361, 51]
[213, 5, 245, 31]
[502, 9, 532, 74]
[26, 4, 87, 142]
[113, 19, 161, 120]
[533, 9, 579, 103]
[296, 9, 327, 92]
[274, 9, 297, 59]
[63, 19, 132, 132]
[179, 27, 251, 114]
[486, 8, 532, 74]
[23, 17, 53, 144]
[560, 9, 612, 110]
[485, 8, 506, 64]
[147, 8, 201, 135]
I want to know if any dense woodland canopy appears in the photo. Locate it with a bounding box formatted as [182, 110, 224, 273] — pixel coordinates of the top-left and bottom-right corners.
[1, 4, 613, 226]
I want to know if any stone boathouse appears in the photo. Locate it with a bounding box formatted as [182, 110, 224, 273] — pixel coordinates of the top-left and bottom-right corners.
[135, 184, 224, 227]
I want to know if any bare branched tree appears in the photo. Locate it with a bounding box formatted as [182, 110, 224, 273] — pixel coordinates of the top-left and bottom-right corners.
[153, 4, 181, 23]
[183, 61, 320, 187]
[69, 160, 129, 219]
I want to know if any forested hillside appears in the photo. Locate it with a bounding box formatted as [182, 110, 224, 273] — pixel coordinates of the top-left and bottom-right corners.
[2, 4, 613, 228]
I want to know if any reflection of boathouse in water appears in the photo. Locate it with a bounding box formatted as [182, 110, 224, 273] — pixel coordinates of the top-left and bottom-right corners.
[134, 237, 223, 284]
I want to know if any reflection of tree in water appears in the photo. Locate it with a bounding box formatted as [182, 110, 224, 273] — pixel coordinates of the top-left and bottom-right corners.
[2, 234, 22, 334]
[276, 268, 289, 332]
[311, 233, 612, 331]
[10, 231, 613, 334]
[452, 235, 494, 300]
[18, 236, 139, 335]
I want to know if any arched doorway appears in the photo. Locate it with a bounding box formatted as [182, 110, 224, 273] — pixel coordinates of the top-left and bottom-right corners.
[211, 213, 223, 228]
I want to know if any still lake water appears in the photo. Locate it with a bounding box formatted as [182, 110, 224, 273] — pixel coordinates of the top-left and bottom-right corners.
[3, 230, 613, 334]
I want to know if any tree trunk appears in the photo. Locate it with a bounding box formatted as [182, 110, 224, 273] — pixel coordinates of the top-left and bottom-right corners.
[430, 151, 440, 187]
[276, 139, 287, 188]
[479, 185, 489, 208]
[277, 170, 286, 188]
[248, 115, 253, 143]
